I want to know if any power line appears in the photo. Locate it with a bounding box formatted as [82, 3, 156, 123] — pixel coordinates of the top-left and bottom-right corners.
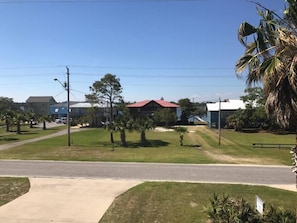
[69, 65, 233, 70]
[122, 83, 244, 88]
[0, 74, 57, 77]
[0, 0, 206, 3]
[0, 73, 237, 79]
[0, 65, 234, 70]
[0, 65, 65, 69]
[71, 88, 88, 95]
[54, 90, 66, 98]
[0, 79, 244, 88]
[76, 73, 237, 79]
[70, 91, 80, 102]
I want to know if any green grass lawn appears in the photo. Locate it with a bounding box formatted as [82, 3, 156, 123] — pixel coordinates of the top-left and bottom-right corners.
[0, 124, 66, 145]
[0, 128, 215, 163]
[100, 182, 297, 223]
[0, 177, 30, 206]
[185, 126, 293, 165]
[0, 126, 294, 165]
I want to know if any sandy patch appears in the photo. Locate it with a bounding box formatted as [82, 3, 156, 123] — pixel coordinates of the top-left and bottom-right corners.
[154, 127, 174, 132]
[204, 151, 273, 164]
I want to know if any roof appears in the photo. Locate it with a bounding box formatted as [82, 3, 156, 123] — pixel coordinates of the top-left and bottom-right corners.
[206, 100, 246, 111]
[51, 102, 104, 108]
[26, 96, 56, 103]
[70, 102, 102, 108]
[127, 100, 180, 108]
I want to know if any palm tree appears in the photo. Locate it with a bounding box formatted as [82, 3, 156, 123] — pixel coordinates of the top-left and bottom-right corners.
[236, 0, 297, 194]
[113, 109, 133, 147]
[113, 106, 133, 147]
[133, 117, 155, 146]
[38, 115, 51, 130]
[174, 126, 187, 146]
[25, 111, 35, 128]
[0, 97, 15, 132]
[236, 2, 297, 130]
[0, 109, 13, 132]
[13, 111, 25, 135]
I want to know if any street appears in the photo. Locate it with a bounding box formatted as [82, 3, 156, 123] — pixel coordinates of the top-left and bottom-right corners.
[0, 160, 294, 186]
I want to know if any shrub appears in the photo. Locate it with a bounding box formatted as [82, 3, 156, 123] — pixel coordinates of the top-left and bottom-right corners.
[262, 205, 296, 223]
[206, 194, 296, 223]
[206, 194, 259, 223]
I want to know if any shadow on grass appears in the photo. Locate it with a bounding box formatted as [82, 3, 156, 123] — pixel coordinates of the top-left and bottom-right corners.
[42, 128, 60, 131]
[17, 131, 38, 135]
[89, 140, 169, 149]
[183, 144, 202, 149]
[0, 137, 18, 141]
[126, 140, 169, 148]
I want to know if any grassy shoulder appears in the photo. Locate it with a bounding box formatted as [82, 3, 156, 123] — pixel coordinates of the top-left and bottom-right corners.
[195, 127, 293, 165]
[0, 126, 293, 165]
[100, 182, 297, 223]
[0, 177, 30, 206]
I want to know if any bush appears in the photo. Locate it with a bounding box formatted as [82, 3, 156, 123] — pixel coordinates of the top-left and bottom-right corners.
[206, 194, 296, 223]
[262, 205, 296, 223]
[206, 194, 259, 223]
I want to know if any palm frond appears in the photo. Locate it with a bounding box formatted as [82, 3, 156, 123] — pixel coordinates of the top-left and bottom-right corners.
[284, 0, 297, 29]
[238, 22, 257, 46]
[289, 55, 297, 84]
[245, 42, 257, 54]
[235, 54, 254, 74]
[262, 56, 282, 76]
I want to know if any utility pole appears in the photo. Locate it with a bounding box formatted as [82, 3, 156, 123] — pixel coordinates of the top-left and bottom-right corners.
[54, 66, 71, 147]
[66, 66, 70, 147]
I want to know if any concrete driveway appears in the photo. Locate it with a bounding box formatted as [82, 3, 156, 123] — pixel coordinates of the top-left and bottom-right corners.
[0, 177, 143, 223]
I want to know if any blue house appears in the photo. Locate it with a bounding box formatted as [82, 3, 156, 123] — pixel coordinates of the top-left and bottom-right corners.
[50, 102, 69, 118]
[50, 102, 105, 119]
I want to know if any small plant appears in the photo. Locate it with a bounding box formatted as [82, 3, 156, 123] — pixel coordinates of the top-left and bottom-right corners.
[262, 205, 295, 223]
[206, 194, 296, 223]
[174, 126, 187, 146]
[206, 194, 259, 223]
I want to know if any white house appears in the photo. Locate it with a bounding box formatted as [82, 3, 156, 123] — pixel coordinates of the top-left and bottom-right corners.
[206, 100, 246, 128]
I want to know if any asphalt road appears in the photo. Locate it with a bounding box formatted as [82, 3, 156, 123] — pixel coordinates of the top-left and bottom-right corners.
[0, 160, 294, 185]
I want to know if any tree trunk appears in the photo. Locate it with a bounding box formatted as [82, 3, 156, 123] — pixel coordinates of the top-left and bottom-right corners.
[179, 134, 184, 146]
[292, 129, 297, 223]
[110, 102, 113, 125]
[43, 121, 46, 130]
[140, 130, 146, 145]
[120, 129, 127, 147]
[295, 129, 297, 189]
[16, 121, 21, 134]
[110, 131, 114, 144]
[5, 119, 9, 132]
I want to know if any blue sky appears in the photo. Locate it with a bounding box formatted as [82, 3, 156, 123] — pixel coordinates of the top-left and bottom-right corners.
[0, 0, 285, 103]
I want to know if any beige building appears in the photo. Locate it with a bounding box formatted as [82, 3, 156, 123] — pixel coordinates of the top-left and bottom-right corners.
[25, 96, 57, 116]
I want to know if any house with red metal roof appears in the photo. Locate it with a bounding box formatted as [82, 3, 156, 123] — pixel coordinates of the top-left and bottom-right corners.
[127, 99, 180, 118]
